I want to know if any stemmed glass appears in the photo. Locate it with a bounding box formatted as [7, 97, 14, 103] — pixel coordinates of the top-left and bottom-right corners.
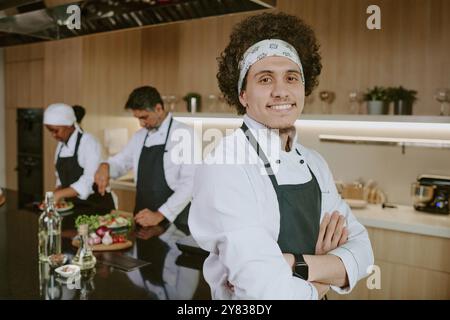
[435, 88, 450, 116]
[163, 95, 178, 112]
[348, 90, 363, 114]
[319, 90, 335, 114]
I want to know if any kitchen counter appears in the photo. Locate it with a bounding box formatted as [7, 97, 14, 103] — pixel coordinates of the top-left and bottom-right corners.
[351, 204, 450, 239]
[0, 190, 210, 300]
[111, 178, 136, 191]
[111, 179, 450, 239]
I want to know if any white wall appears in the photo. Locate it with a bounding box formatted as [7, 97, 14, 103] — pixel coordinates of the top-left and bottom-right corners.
[0, 48, 5, 188]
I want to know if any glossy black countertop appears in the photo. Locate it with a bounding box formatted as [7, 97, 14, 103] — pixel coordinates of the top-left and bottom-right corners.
[0, 190, 210, 300]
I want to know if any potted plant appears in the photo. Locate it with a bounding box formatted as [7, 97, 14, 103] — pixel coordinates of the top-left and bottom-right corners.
[364, 86, 389, 115]
[386, 86, 417, 115]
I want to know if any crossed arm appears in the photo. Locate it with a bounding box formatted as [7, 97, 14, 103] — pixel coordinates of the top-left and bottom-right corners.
[283, 211, 349, 298]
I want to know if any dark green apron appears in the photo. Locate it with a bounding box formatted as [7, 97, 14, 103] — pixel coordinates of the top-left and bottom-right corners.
[134, 117, 190, 234]
[56, 132, 115, 214]
[241, 123, 321, 255]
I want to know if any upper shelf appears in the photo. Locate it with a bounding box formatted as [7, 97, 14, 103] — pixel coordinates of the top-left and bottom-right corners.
[173, 113, 450, 124]
[319, 134, 450, 149]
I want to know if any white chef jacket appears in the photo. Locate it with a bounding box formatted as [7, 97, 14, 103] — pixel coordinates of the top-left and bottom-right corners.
[189, 115, 374, 300]
[54, 126, 101, 200]
[107, 113, 196, 222]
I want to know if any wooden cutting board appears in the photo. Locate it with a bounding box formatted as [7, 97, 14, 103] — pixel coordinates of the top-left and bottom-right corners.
[72, 239, 133, 251]
[71, 210, 134, 251]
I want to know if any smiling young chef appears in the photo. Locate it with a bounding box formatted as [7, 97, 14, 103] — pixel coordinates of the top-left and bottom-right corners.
[95, 86, 195, 231]
[188, 13, 374, 300]
[43, 103, 115, 212]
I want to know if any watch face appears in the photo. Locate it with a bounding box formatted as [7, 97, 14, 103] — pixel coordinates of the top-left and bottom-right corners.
[294, 264, 308, 280]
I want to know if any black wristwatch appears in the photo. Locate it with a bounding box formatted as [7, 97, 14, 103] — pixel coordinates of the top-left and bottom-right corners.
[293, 254, 309, 280]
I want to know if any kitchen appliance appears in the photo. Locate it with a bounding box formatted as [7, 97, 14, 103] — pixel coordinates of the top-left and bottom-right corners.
[411, 175, 450, 214]
[17, 108, 43, 206]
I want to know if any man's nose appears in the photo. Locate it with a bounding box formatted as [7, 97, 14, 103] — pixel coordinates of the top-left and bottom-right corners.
[271, 80, 289, 100]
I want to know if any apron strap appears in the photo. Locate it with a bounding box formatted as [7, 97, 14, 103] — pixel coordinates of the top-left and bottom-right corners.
[240, 123, 279, 188]
[57, 131, 83, 159]
[163, 116, 174, 151]
[141, 115, 174, 151]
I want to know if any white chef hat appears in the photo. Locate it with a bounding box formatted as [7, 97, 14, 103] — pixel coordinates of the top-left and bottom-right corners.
[43, 103, 76, 126]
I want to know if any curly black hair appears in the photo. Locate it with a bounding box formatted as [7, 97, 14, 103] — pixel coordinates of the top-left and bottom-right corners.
[217, 12, 322, 115]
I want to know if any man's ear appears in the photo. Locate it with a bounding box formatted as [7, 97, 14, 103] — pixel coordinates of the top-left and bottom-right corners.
[238, 91, 247, 109]
[154, 103, 164, 113]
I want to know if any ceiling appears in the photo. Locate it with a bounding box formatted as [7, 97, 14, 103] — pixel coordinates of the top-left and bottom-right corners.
[0, 0, 276, 47]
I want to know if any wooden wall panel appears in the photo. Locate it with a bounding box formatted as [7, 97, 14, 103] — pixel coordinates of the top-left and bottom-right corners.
[4, 62, 21, 109]
[141, 23, 181, 96]
[44, 37, 83, 106]
[5, 108, 17, 190]
[29, 60, 44, 108]
[181, 15, 244, 101]
[80, 30, 142, 142]
[4, 43, 44, 63]
[43, 37, 83, 192]
[277, 0, 450, 116]
[4, 60, 44, 109]
[141, 13, 255, 113]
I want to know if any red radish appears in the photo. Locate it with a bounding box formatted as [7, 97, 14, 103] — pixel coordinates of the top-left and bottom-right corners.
[96, 226, 110, 238]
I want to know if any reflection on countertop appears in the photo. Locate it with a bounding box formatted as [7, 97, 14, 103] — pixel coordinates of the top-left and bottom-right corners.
[0, 190, 210, 300]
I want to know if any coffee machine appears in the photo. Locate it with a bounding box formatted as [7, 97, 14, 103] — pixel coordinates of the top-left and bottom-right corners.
[411, 175, 450, 214]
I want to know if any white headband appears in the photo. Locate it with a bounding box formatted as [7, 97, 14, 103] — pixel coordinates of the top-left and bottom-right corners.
[238, 39, 304, 94]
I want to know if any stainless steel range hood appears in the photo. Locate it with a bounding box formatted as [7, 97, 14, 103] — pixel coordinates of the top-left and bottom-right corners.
[0, 0, 276, 47]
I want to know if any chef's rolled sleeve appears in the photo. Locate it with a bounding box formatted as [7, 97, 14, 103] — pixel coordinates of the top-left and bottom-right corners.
[72, 135, 102, 200]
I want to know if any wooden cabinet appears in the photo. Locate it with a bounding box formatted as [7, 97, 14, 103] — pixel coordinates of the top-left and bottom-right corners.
[112, 188, 135, 213]
[328, 227, 450, 300]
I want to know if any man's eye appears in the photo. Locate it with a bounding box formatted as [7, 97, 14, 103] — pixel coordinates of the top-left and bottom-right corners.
[259, 77, 272, 84]
[287, 75, 299, 82]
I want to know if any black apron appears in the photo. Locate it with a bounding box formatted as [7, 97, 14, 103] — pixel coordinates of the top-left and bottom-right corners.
[134, 117, 190, 234]
[56, 132, 115, 215]
[241, 123, 321, 255]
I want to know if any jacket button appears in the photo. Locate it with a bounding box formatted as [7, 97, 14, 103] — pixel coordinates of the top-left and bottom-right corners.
[300, 159, 305, 164]
[276, 159, 281, 164]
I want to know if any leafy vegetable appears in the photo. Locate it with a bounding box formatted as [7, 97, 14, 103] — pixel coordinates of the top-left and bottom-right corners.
[75, 215, 100, 231]
[75, 213, 132, 232]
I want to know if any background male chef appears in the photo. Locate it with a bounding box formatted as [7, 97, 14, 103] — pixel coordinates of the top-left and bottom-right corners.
[95, 86, 195, 231]
[189, 13, 374, 300]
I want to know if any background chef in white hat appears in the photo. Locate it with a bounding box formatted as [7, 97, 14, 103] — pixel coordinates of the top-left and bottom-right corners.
[43, 103, 115, 213]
